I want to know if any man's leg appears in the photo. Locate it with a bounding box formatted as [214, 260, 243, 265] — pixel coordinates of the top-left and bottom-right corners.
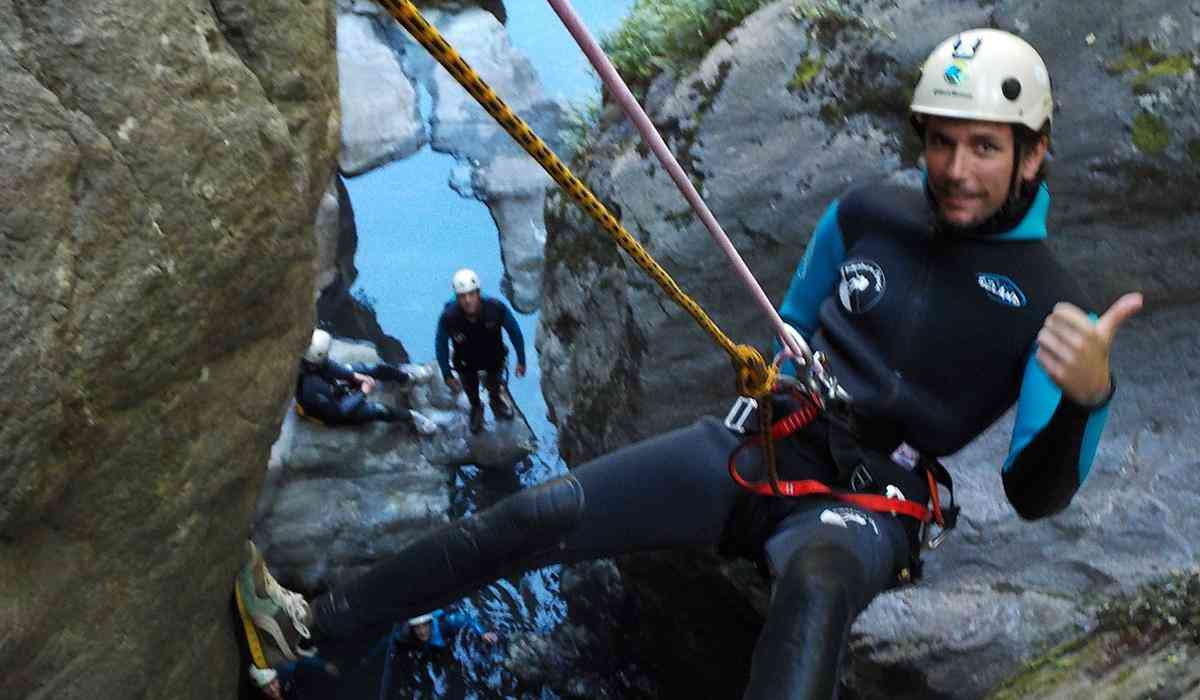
[343, 402, 401, 425]
[310, 416, 748, 640]
[743, 500, 911, 700]
[483, 368, 512, 420]
[457, 363, 485, 432]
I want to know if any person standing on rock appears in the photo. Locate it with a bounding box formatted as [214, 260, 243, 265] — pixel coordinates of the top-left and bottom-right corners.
[296, 328, 438, 435]
[248, 29, 1143, 699]
[435, 268, 527, 434]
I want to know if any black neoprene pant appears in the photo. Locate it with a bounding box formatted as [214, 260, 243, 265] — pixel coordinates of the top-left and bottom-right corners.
[312, 417, 911, 699]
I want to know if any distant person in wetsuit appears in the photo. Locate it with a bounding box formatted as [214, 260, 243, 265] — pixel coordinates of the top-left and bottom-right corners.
[247, 29, 1144, 699]
[435, 269, 527, 434]
[296, 328, 438, 435]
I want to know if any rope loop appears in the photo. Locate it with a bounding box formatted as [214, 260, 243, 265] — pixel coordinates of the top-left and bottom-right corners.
[732, 344, 776, 399]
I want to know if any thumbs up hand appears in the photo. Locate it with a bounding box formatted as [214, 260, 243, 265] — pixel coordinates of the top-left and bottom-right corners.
[1036, 293, 1143, 406]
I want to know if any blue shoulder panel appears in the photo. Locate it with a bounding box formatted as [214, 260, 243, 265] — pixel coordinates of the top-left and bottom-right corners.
[777, 201, 846, 366]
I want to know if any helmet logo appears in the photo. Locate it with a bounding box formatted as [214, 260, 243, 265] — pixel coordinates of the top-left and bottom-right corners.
[838, 260, 886, 314]
[951, 36, 982, 59]
[944, 64, 965, 85]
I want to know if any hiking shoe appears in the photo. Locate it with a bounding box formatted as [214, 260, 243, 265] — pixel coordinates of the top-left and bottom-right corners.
[469, 404, 485, 434]
[410, 409, 438, 435]
[240, 542, 314, 661]
[490, 392, 514, 421]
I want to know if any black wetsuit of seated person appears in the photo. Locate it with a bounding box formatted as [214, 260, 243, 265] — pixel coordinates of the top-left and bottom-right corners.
[304, 177, 1117, 698]
[296, 357, 416, 426]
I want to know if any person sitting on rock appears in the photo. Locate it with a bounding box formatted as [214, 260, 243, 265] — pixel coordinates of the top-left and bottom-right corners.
[245, 29, 1142, 699]
[435, 269, 527, 434]
[297, 328, 438, 435]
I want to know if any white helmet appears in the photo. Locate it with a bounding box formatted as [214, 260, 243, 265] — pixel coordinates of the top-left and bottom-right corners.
[452, 268, 480, 295]
[304, 328, 332, 364]
[408, 613, 433, 626]
[910, 29, 1052, 132]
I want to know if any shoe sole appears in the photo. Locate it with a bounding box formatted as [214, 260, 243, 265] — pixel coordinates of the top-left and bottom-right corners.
[251, 611, 298, 661]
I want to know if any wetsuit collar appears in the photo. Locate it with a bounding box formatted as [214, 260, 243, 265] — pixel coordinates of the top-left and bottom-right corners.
[923, 172, 1049, 242]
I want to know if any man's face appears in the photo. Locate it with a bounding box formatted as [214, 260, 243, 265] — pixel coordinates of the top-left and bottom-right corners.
[414, 622, 432, 642]
[924, 116, 1041, 228]
[456, 290, 481, 316]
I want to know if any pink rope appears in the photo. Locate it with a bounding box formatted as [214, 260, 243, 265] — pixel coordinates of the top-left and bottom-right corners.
[545, 0, 806, 361]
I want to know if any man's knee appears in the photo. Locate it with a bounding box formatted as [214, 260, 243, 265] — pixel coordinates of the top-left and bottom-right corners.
[502, 474, 585, 533]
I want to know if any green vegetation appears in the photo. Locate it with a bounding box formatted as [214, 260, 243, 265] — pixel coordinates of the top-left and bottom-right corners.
[557, 96, 603, 164]
[1131, 112, 1170, 155]
[601, 0, 776, 97]
[1105, 39, 1195, 94]
[787, 56, 825, 91]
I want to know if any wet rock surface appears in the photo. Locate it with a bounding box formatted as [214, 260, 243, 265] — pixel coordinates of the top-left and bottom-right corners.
[252, 336, 535, 592]
[537, 0, 1199, 696]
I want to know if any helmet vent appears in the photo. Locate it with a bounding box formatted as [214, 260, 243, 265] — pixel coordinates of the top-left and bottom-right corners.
[1002, 78, 1022, 101]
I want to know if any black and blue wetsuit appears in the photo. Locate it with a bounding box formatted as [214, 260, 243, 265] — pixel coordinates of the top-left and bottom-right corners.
[435, 296, 526, 409]
[780, 181, 1110, 518]
[312, 183, 1114, 699]
[295, 358, 414, 426]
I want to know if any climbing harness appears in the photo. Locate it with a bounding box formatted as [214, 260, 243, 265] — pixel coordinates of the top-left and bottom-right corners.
[725, 375, 960, 551]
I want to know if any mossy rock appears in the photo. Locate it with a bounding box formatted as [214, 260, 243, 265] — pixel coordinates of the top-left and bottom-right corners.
[1131, 112, 1170, 155]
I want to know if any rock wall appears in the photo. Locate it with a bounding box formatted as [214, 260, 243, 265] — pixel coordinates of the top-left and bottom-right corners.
[337, 0, 564, 312]
[0, 1, 338, 699]
[537, 0, 1199, 697]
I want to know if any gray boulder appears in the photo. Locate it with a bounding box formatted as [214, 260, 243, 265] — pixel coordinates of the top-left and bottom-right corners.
[252, 336, 535, 592]
[337, 9, 426, 175]
[0, 1, 338, 698]
[537, 0, 1199, 696]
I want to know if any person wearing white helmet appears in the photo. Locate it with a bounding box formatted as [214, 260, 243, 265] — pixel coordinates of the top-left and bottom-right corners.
[296, 328, 439, 435]
[435, 269, 527, 433]
[249, 31, 1142, 699]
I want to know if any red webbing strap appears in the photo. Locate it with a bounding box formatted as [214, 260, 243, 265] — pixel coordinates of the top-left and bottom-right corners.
[728, 404, 933, 523]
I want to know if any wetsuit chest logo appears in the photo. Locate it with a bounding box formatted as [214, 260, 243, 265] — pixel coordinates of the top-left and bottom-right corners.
[976, 273, 1027, 307]
[838, 260, 886, 314]
[453, 332, 467, 343]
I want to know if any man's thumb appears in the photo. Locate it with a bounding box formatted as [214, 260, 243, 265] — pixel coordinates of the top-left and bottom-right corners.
[1097, 292, 1144, 340]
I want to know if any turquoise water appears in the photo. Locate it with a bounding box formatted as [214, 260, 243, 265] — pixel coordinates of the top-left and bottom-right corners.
[342, 2, 635, 696]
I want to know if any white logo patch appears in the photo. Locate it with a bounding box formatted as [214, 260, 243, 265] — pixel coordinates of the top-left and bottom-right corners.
[819, 507, 879, 536]
[838, 260, 886, 313]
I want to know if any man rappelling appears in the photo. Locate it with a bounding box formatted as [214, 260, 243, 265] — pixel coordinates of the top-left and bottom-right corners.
[240, 28, 1141, 699]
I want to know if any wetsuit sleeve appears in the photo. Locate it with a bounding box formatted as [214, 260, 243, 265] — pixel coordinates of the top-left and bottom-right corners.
[323, 359, 357, 382]
[440, 610, 483, 636]
[1001, 344, 1113, 520]
[500, 304, 527, 366]
[775, 201, 846, 374]
[435, 314, 453, 379]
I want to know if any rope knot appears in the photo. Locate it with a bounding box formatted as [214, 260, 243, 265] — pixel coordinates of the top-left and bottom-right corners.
[732, 344, 776, 399]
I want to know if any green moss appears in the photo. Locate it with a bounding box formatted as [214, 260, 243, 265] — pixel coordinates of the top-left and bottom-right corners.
[601, 0, 775, 99]
[987, 637, 1093, 700]
[787, 56, 825, 91]
[1131, 54, 1194, 93]
[1132, 112, 1171, 155]
[1105, 39, 1195, 94]
[1187, 138, 1200, 164]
